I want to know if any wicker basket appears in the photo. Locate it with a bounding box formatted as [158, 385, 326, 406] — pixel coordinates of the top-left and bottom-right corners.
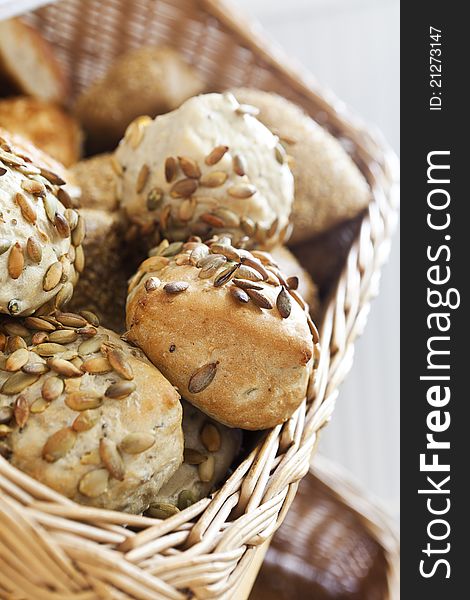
[0, 1, 399, 598]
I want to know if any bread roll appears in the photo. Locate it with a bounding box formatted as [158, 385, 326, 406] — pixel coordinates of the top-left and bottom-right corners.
[75, 46, 205, 152]
[0, 18, 68, 103]
[270, 246, 319, 319]
[0, 97, 82, 167]
[115, 93, 294, 250]
[0, 316, 183, 513]
[68, 208, 129, 332]
[230, 89, 370, 245]
[147, 401, 242, 516]
[0, 132, 82, 316]
[69, 153, 119, 212]
[126, 236, 319, 430]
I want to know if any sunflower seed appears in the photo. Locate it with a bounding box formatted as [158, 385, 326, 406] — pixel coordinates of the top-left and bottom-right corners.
[8, 243, 24, 279]
[232, 278, 263, 291]
[74, 245, 85, 273]
[100, 438, 125, 480]
[209, 244, 241, 262]
[16, 193, 36, 223]
[136, 164, 150, 193]
[145, 277, 160, 292]
[205, 145, 228, 166]
[177, 196, 196, 221]
[14, 395, 29, 428]
[227, 183, 257, 198]
[34, 343, 65, 357]
[188, 362, 218, 394]
[120, 432, 155, 454]
[81, 357, 112, 374]
[40, 168, 65, 186]
[48, 330, 78, 344]
[105, 381, 136, 400]
[0, 407, 13, 424]
[65, 391, 102, 411]
[198, 255, 226, 278]
[69, 410, 97, 432]
[178, 156, 201, 179]
[43, 427, 77, 462]
[24, 317, 53, 332]
[214, 263, 239, 287]
[161, 241, 184, 257]
[200, 422, 222, 452]
[236, 103, 260, 116]
[57, 187, 73, 208]
[55, 283, 74, 309]
[189, 244, 209, 265]
[43, 262, 62, 291]
[170, 178, 198, 198]
[229, 286, 250, 303]
[41, 376, 64, 401]
[232, 154, 246, 176]
[0, 238, 11, 255]
[213, 207, 240, 227]
[47, 358, 82, 377]
[147, 503, 180, 519]
[241, 256, 269, 281]
[80, 449, 101, 465]
[198, 455, 215, 482]
[165, 156, 178, 183]
[56, 312, 87, 328]
[163, 281, 189, 294]
[105, 348, 134, 380]
[240, 216, 256, 236]
[54, 212, 70, 238]
[72, 215, 85, 246]
[199, 171, 227, 188]
[159, 204, 172, 229]
[22, 361, 48, 375]
[184, 448, 207, 465]
[78, 469, 109, 498]
[78, 335, 106, 356]
[79, 311, 100, 327]
[5, 348, 29, 372]
[246, 288, 273, 309]
[1, 372, 39, 395]
[276, 287, 292, 319]
[200, 213, 225, 228]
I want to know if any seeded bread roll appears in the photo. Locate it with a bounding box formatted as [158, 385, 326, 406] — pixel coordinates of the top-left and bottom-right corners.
[0, 132, 83, 317]
[230, 89, 370, 245]
[0, 19, 69, 103]
[126, 236, 319, 430]
[75, 46, 205, 152]
[70, 154, 119, 212]
[147, 401, 242, 517]
[68, 208, 129, 332]
[0, 315, 183, 513]
[0, 97, 82, 167]
[115, 93, 294, 250]
[270, 246, 319, 319]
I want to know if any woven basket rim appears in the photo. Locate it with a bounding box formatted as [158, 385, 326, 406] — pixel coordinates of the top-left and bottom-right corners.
[0, 1, 399, 598]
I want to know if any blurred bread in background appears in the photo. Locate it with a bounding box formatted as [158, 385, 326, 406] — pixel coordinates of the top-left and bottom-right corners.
[70, 153, 119, 212]
[0, 96, 82, 166]
[0, 18, 69, 103]
[75, 46, 206, 153]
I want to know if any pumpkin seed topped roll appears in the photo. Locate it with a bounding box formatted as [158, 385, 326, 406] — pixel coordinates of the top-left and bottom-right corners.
[0, 313, 183, 513]
[0, 132, 83, 316]
[126, 236, 319, 430]
[114, 93, 294, 249]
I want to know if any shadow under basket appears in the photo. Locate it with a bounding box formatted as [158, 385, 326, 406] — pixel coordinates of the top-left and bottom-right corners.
[0, 0, 399, 598]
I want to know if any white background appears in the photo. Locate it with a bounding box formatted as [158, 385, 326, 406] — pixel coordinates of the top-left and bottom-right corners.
[236, 0, 400, 516]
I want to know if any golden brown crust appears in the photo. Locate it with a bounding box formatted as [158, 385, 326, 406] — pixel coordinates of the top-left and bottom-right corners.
[230, 89, 371, 244]
[75, 46, 205, 152]
[68, 208, 129, 332]
[0, 97, 82, 167]
[0, 319, 183, 513]
[69, 154, 119, 211]
[0, 19, 69, 104]
[126, 237, 318, 430]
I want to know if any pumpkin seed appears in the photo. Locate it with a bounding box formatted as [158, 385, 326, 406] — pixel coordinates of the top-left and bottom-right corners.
[43, 427, 77, 462]
[178, 156, 201, 179]
[74, 245, 85, 273]
[161, 241, 184, 257]
[0, 407, 13, 424]
[198, 255, 226, 278]
[78, 469, 109, 497]
[47, 358, 83, 378]
[58, 188, 74, 209]
[22, 361, 48, 375]
[188, 362, 218, 394]
[78, 335, 106, 356]
[0, 238, 11, 255]
[43, 194, 58, 222]
[232, 154, 246, 176]
[80, 449, 101, 465]
[178, 489, 196, 510]
[105, 381, 136, 400]
[1, 372, 39, 395]
[170, 178, 198, 198]
[16, 192, 36, 223]
[14, 395, 29, 428]
[55, 282, 74, 309]
[8, 243, 24, 279]
[240, 256, 269, 281]
[105, 348, 134, 380]
[165, 156, 178, 183]
[55, 312, 87, 328]
[199, 171, 227, 188]
[81, 357, 112, 374]
[72, 410, 99, 432]
[209, 243, 241, 262]
[5, 348, 29, 372]
[240, 216, 256, 236]
[184, 448, 207, 465]
[190, 244, 209, 265]
[39, 168, 65, 186]
[79, 311, 100, 327]
[54, 213, 70, 238]
[100, 438, 125, 480]
[65, 391, 102, 411]
[30, 398, 49, 414]
[147, 503, 180, 519]
[72, 215, 85, 246]
[43, 262, 63, 291]
[4, 322, 29, 337]
[227, 183, 256, 198]
[42, 376, 64, 401]
[229, 286, 250, 303]
[48, 330, 78, 344]
[5, 336, 27, 353]
[34, 343, 65, 356]
[246, 289, 273, 309]
[0, 425, 13, 437]
[200, 422, 221, 452]
[24, 317, 55, 332]
[205, 145, 228, 166]
[200, 213, 225, 228]
[235, 265, 263, 282]
[198, 455, 215, 482]
[120, 432, 155, 454]
[214, 263, 239, 287]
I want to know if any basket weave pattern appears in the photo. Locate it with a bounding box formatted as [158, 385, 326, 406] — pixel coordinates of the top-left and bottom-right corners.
[0, 1, 399, 597]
